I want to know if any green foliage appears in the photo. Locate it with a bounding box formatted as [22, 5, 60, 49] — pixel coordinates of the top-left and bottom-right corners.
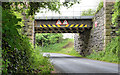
[87, 37, 120, 63]
[41, 39, 70, 52]
[2, 1, 80, 16]
[2, 1, 80, 74]
[81, 9, 95, 16]
[2, 1, 81, 74]
[41, 39, 81, 57]
[96, 1, 103, 13]
[36, 33, 63, 46]
[112, 1, 120, 34]
[29, 47, 53, 74]
[67, 48, 82, 57]
[0, 49, 2, 74]
[2, 8, 53, 74]
[2, 9, 32, 73]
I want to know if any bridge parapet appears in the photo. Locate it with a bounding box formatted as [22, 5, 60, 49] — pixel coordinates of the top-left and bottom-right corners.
[35, 16, 94, 20]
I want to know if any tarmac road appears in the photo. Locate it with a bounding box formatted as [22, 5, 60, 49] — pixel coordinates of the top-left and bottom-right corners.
[43, 53, 119, 74]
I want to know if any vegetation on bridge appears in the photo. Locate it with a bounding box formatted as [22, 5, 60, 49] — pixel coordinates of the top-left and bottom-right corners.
[81, 1, 103, 16]
[96, 1, 103, 13]
[81, 9, 95, 16]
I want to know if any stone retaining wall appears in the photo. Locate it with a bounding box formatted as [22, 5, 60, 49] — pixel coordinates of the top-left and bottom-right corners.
[74, 7, 105, 56]
[88, 7, 105, 52]
[74, 2, 115, 56]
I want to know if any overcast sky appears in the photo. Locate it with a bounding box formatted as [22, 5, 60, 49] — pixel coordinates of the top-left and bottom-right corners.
[35, 0, 101, 17]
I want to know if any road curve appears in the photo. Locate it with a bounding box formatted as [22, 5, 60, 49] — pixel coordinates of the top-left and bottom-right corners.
[43, 53, 119, 73]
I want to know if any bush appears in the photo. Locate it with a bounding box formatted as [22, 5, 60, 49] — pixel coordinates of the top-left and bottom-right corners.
[2, 9, 32, 73]
[2, 8, 53, 74]
[36, 33, 63, 46]
[29, 47, 53, 74]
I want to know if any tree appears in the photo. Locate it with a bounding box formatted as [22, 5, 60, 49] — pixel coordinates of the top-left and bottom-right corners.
[2, 1, 80, 15]
[36, 33, 63, 46]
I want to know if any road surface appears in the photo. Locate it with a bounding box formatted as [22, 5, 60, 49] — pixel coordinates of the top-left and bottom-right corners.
[43, 53, 119, 73]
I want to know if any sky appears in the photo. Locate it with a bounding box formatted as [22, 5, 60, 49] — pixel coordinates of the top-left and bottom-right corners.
[35, 0, 101, 39]
[35, 0, 101, 17]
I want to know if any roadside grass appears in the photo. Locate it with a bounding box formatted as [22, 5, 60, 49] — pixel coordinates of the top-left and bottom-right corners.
[37, 37, 119, 63]
[30, 47, 54, 74]
[86, 37, 119, 63]
[86, 51, 118, 64]
[39, 39, 82, 57]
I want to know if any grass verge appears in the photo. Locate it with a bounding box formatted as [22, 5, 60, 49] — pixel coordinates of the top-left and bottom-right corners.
[30, 47, 54, 74]
[39, 39, 82, 57]
[86, 37, 119, 63]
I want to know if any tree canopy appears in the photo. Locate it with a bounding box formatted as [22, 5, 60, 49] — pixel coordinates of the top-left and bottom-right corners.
[36, 33, 63, 46]
[2, 1, 80, 15]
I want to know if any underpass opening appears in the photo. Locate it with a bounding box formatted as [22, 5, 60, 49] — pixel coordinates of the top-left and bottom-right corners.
[34, 17, 93, 33]
[34, 17, 93, 56]
[35, 33, 79, 58]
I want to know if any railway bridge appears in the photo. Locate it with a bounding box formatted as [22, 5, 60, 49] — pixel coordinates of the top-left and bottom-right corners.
[34, 16, 93, 33]
[33, 16, 93, 56]
[22, 1, 116, 56]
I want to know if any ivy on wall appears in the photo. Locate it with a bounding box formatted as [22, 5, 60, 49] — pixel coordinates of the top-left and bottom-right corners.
[112, 0, 120, 35]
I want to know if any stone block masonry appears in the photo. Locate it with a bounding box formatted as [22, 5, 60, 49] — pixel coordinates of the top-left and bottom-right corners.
[104, 2, 115, 48]
[74, 29, 91, 56]
[74, 1, 115, 56]
[74, 7, 105, 56]
[22, 12, 34, 45]
[89, 7, 105, 52]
